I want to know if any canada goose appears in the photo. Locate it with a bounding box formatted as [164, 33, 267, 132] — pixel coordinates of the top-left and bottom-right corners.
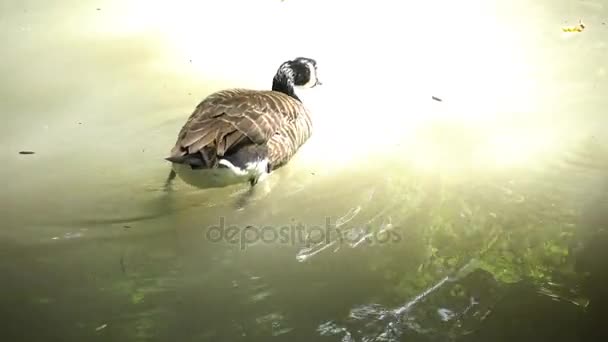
[164, 57, 321, 189]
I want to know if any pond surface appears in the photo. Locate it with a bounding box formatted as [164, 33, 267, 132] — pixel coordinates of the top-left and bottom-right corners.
[1, 0, 608, 341]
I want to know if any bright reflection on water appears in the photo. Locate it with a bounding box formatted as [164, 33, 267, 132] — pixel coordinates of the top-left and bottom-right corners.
[1, 0, 607, 341]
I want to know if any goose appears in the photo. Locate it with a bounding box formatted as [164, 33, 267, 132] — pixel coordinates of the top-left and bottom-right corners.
[164, 57, 321, 190]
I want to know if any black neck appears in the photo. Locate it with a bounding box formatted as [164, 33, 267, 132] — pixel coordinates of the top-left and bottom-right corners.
[272, 69, 300, 101]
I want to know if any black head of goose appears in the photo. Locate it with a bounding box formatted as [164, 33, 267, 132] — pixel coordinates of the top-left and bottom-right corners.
[165, 57, 321, 189]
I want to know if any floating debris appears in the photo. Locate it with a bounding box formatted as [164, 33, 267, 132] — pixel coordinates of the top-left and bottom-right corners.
[562, 20, 585, 32]
[63, 232, 83, 239]
[438, 308, 456, 322]
[36, 297, 54, 304]
[432, 96, 442, 102]
[18, 151, 35, 155]
[123, 225, 131, 229]
[120, 255, 126, 274]
[95, 324, 107, 331]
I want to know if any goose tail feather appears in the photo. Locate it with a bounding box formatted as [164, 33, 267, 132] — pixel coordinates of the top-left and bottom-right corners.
[165, 149, 218, 170]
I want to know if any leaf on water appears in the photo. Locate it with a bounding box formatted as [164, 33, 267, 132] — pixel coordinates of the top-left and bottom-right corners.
[562, 20, 585, 32]
[131, 292, 145, 304]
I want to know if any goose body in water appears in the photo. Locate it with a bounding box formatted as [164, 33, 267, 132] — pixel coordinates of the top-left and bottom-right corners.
[165, 57, 321, 189]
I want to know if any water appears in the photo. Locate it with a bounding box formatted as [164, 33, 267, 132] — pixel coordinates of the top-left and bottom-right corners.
[1, 0, 608, 341]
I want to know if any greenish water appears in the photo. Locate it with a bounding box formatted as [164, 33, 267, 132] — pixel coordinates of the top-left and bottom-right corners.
[1, 1, 608, 341]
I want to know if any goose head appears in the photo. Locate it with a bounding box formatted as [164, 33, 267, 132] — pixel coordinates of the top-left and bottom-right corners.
[273, 57, 321, 100]
[290, 57, 322, 88]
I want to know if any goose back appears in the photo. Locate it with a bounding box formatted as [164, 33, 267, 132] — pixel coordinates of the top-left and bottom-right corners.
[167, 88, 313, 171]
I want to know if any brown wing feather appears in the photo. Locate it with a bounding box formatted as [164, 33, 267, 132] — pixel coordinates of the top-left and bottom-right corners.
[168, 89, 305, 163]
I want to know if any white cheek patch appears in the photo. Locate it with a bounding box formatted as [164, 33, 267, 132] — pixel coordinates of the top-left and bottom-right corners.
[300, 62, 318, 88]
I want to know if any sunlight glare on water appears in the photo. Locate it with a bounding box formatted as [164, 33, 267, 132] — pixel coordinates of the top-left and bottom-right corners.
[79, 0, 571, 173]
